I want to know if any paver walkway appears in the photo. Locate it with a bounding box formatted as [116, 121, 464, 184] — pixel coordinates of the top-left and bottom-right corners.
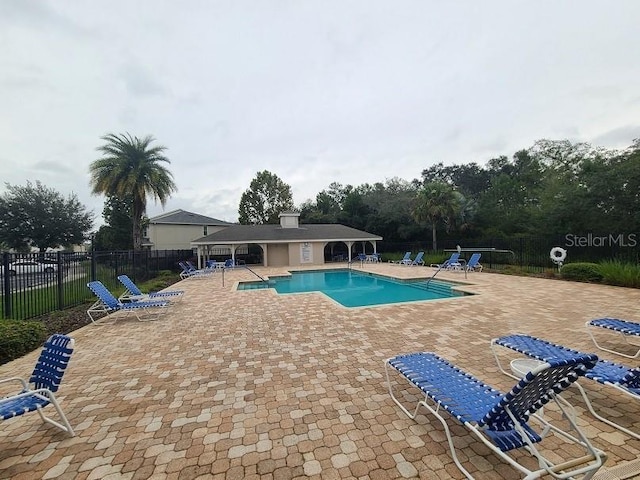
[1, 265, 639, 479]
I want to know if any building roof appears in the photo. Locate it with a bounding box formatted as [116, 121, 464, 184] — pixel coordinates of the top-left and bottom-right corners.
[192, 224, 382, 245]
[149, 209, 231, 226]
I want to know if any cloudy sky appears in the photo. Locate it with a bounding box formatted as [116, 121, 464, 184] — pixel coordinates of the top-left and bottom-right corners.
[1, 1, 639, 226]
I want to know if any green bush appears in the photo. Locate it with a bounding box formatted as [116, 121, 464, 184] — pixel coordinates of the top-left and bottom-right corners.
[597, 260, 640, 288]
[0, 319, 48, 365]
[560, 262, 603, 283]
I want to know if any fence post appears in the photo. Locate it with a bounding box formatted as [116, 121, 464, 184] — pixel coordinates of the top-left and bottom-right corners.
[132, 250, 136, 282]
[519, 237, 524, 268]
[90, 251, 97, 282]
[56, 251, 64, 311]
[2, 252, 11, 318]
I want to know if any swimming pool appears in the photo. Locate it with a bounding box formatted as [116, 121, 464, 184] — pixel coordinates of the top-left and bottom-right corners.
[237, 269, 470, 307]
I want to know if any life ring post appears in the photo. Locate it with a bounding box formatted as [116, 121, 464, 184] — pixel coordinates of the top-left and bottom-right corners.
[550, 247, 567, 269]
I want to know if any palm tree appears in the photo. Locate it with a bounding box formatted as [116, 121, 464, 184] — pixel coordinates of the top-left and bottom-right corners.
[89, 133, 177, 250]
[412, 182, 460, 251]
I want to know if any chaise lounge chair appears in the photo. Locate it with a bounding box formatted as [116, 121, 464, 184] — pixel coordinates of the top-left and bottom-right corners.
[409, 251, 425, 266]
[117, 275, 184, 303]
[179, 261, 213, 279]
[492, 333, 640, 440]
[586, 318, 640, 359]
[0, 334, 75, 436]
[391, 252, 412, 265]
[87, 281, 170, 324]
[464, 252, 483, 272]
[385, 351, 605, 479]
[429, 252, 460, 270]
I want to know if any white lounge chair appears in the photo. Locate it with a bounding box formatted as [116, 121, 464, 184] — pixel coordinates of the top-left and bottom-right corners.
[0, 334, 75, 436]
[586, 318, 640, 359]
[87, 281, 169, 323]
[492, 333, 640, 440]
[385, 350, 605, 479]
[117, 275, 184, 303]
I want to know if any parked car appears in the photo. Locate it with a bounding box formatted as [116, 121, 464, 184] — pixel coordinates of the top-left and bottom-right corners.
[0, 261, 57, 276]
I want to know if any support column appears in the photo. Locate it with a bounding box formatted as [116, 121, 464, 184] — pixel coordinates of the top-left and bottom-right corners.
[197, 246, 203, 269]
[346, 241, 354, 262]
[260, 243, 268, 266]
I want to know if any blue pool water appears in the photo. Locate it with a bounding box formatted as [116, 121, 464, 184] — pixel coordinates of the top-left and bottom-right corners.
[237, 269, 469, 307]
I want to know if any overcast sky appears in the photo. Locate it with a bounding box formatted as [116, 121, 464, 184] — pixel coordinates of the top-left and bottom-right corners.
[1, 1, 639, 226]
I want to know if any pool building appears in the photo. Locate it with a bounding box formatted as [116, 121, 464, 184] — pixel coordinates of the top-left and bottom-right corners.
[191, 211, 383, 268]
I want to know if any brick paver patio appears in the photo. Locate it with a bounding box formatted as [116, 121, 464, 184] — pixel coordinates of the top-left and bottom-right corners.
[1, 265, 639, 479]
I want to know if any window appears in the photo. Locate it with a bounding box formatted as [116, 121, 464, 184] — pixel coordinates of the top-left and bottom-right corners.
[203, 226, 208, 236]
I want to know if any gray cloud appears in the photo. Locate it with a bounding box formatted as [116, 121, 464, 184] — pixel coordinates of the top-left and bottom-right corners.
[592, 126, 640, 149]
[1, 1, 639, 224]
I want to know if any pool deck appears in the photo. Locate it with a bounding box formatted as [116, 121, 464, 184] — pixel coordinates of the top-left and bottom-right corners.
[1, 264, 639, 479]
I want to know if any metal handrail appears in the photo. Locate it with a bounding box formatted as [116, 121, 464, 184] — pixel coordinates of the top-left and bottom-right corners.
[241, 265, 268, 283]
[424, 264, 445, 288]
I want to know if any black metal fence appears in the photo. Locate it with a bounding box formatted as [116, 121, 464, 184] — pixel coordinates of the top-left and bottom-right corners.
[380, 232, 639, 271]
[1, 250, 193, 320]
[3, 234, 638, 320]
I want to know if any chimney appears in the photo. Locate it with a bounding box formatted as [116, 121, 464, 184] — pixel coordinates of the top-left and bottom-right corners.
[279, 211, 300, 228]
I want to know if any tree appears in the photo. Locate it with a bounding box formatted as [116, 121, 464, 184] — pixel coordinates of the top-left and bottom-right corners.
[0, 181, 93, 251]
[93, 194, 134, 250]
[421, 162, 491, 200]
[89, 133, 177, 250]
[238, 171, 294, 224]
[412, 182, 459, 251]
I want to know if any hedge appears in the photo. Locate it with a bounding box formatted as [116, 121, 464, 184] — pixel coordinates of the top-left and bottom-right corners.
[560, 262, 603, 283]
[0, 319, 48, 365]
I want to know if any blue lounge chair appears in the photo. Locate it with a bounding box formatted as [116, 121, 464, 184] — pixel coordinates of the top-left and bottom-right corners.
[179, 261, 213, 279]
[355, 253, 367, 264]
[392, 252, 412, 265]
[586, 318, 640, 359]
[430, 252, 460, 270]
[410, 251, 424, 266]
[492, 333, 640, 440]
[87, 281, 169, 323]
[224, 259, 235, 268]
[0, 334, 75, 436]
[117, 275, 184, 303]
[385, 351, 605, 479]
[464, 252, 483, 272]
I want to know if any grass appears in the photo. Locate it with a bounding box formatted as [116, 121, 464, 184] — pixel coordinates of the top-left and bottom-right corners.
[597, 260, 640, 288]
[0, 267, 181, 320]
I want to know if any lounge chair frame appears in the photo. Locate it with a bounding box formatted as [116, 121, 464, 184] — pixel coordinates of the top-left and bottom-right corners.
[117, 274, 184, 303]
[0, 334, 75, 436]
[409, 251, 425, 266]
[492, 334, 640, 440]
[585, 318, 640, 359]
[87, 281, 169, 324]
[430, 252, 461, 270]
[391, 252, 413, 265]
[385, 351, 605, 479]
[179, 261, 214, 279]
[464, 253, 483, 272]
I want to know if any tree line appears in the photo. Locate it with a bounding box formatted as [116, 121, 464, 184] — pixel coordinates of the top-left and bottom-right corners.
[294, 139, 640, 250]
[1, 135, 638, 253]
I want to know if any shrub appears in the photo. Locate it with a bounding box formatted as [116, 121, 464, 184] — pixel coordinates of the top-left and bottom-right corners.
[560, 262, 603, 283]
[0, 319, 48, 365]
[597, 260, 640, 288]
